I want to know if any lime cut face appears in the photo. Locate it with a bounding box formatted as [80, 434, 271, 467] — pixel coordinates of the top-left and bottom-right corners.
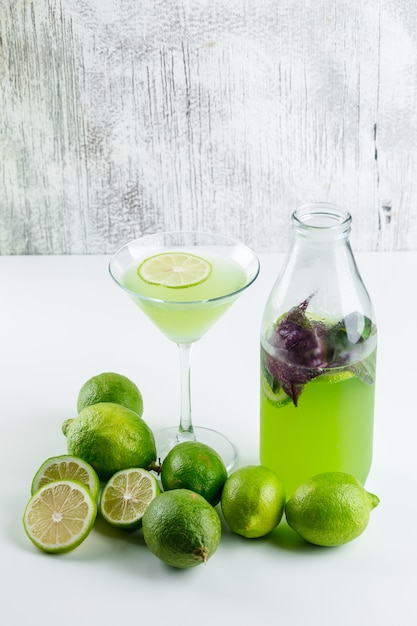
[23, 480, 97, 553]
[137, 252, 212, 288]
[100, 468, 160, 529]
[31, 455, 100, 501]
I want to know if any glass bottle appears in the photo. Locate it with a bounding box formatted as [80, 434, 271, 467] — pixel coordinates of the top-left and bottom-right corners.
[260, 203, 377, 498]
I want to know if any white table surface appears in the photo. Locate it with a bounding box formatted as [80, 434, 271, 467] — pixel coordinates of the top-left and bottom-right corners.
[1, 251, 416, 626]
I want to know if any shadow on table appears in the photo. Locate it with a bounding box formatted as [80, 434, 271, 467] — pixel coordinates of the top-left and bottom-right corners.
[267, 519, 316, 552]
[217, 505, 316, 553]
[92, 512, 199, 578]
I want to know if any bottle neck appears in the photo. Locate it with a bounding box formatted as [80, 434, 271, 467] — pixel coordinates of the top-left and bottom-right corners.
[292, 203, 352, 243]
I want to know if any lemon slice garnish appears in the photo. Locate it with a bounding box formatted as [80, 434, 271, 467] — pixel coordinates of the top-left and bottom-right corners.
[137, 252, 212, 288]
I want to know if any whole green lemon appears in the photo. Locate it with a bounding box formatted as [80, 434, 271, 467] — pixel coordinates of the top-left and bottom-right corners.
[221, 465, 286, 538]
[285, 472, 380, 547]
[160, 441, 227, 506]
[142, 489, 221, 568]
[76, 372, 143, 417]
[62, 402, 156, 481]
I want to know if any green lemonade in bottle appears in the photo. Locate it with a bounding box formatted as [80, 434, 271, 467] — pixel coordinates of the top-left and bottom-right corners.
[259, 203, 377, 498]
[260, 326, 376, 498]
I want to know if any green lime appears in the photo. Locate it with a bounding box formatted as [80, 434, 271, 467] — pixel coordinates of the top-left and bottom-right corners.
[31, 454, 100, 501]
[285, 472, 380, 547]
[23, 480, 97, 553]
[100, 468, 160, 529]
[77, 372, 143, 416]
[142, 489, 221, 568]
[62, 402, 157, 481]
[221, 465, 286, 538]
[137, 252, 212, 288]
[160, 441, 227, 506]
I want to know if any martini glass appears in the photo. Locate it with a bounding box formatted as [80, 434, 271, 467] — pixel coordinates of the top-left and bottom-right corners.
[109, 231, 259, 470]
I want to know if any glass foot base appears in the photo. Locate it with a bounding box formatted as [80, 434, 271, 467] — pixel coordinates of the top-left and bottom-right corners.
[154, 425, 238, 473]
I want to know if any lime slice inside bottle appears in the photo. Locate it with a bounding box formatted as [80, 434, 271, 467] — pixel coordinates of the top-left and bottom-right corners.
[23, 480, 97, 553]
[261, 373, 291, 407]
[314, 369, 356, 384]
[100, 468, 161, 529]
[137, 252, 212, 288]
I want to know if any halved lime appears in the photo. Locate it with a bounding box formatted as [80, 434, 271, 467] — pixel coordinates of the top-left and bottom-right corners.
[100, 468, 161, 529]
[23, 480, 97, 553]
[261, 373, 291, 407]
[31, 454, 100, 501]
[137, 252, 212, 288]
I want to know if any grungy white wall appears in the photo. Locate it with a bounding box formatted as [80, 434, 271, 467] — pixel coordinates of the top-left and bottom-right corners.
[1, 0, 417, 254]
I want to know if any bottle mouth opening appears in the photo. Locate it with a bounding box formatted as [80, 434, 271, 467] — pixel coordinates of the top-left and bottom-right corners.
[292, 203, 352, 233]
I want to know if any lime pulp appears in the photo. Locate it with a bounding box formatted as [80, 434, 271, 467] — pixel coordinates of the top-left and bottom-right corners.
[137, 252, 212, 288]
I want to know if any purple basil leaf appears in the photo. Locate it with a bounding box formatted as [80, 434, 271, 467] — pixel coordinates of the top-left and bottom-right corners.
[269, 296, 328, 369]
[265, 296, 327, 405]
[264, 352, 319, 406]
[264, 299, 376, 406]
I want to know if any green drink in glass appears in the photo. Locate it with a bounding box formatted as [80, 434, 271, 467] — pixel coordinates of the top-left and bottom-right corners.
[110, 232, 259, 470]
[122, 251, 248, 344]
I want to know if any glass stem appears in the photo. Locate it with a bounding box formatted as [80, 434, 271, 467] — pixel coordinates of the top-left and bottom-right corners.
[177, 343, 196, 442]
